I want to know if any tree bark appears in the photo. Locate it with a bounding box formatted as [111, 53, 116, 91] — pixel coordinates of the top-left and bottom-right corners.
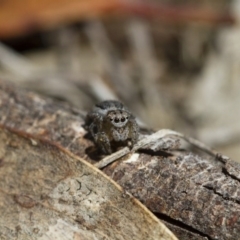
[0, 79, 239, 240]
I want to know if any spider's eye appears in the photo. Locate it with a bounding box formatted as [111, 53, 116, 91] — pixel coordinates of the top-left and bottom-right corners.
[121, 117, 125, 122]
[114, 118, 119, 123]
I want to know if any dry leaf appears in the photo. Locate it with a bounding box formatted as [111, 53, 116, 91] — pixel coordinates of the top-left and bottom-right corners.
[0, 126, 177, 240]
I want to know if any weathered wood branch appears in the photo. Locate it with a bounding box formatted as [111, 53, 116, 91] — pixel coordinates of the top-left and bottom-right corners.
[0, 79, 240, 240]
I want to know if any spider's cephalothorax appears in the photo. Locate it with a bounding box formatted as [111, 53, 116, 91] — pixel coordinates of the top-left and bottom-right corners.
[86, 100, 139, 154]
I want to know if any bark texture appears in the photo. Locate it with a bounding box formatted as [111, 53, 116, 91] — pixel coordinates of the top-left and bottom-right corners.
[0, 79, 240, 240]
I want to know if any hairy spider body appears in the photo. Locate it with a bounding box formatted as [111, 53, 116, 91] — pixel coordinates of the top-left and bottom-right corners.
[86, 100, 139, 154]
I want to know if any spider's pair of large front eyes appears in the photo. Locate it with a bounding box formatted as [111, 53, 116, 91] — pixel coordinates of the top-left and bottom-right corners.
[110, 117, 128, 123]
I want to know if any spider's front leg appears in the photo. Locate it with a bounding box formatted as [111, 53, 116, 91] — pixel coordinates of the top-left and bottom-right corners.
[89, 122, 112, 154]
[95, 131, 112, 154]
[128, 118, 139, 148]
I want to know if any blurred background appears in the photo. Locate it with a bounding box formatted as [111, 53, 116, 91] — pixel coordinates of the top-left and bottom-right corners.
[0, 0, 239, 161]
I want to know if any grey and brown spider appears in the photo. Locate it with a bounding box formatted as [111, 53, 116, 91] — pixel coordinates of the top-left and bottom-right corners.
[85, 100, 139, 154]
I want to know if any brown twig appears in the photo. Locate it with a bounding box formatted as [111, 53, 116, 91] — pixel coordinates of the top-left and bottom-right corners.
[94, 129, 217, 169]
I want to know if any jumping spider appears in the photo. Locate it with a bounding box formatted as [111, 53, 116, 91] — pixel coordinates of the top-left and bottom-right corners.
[85, 100, 139, 154]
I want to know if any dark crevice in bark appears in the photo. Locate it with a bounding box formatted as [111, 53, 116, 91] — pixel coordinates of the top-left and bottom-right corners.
[153, 212, 214, 240]
[222, 167, 240, 182]
[203, 185, 240, 205]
